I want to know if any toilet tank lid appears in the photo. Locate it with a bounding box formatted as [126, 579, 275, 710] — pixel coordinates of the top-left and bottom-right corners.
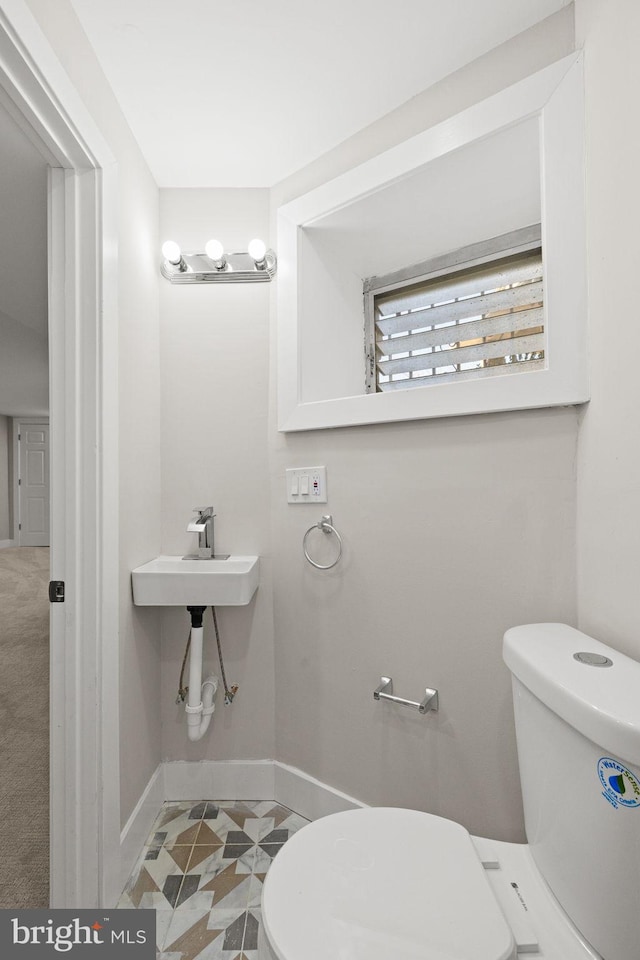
[504, 623, 640, 767]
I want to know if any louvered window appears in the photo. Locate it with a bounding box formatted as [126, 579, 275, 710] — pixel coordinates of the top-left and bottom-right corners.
[364, 229, 544, 394]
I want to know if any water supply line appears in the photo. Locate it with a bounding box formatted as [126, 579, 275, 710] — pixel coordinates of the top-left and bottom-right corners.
[211, 606, 238, 705]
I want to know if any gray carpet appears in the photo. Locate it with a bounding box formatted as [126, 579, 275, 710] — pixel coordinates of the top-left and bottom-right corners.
[0, 546, 49, 907]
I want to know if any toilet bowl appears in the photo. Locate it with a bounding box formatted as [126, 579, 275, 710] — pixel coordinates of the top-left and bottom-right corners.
[259, 624, 640, 960]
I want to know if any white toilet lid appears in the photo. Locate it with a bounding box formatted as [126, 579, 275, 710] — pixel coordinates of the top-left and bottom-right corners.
[261, 808, 516, 960]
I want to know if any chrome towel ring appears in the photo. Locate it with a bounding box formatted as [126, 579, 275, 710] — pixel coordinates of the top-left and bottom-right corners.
[303, 514, 343, 570]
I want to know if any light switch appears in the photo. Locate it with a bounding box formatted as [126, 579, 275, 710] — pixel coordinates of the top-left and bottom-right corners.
[286, 466, 328, 503]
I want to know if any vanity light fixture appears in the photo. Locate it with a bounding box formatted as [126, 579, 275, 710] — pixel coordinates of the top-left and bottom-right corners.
[160, 237, 277, 283]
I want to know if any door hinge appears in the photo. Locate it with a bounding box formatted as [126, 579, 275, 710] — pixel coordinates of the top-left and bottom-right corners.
[18, 478, 21, 485]
[49, 580, 65, 603]
[18, 522, 21, 531]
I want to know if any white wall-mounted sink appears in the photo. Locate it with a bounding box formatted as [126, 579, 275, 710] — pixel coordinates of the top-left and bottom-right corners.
[131, 555, 259, 606]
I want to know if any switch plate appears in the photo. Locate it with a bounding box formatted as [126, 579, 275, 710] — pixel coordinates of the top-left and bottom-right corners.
[287, 466, 327, 503]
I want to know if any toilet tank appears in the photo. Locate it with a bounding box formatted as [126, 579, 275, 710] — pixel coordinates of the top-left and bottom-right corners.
[504, 623, 640, 960]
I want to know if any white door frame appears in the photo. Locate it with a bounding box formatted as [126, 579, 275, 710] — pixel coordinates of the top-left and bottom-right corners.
[0, 1, 120, 906]
[12, 416, 49, 546]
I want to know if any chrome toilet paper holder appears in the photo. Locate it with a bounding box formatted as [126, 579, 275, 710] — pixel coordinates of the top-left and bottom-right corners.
[373, 676, 439, 715]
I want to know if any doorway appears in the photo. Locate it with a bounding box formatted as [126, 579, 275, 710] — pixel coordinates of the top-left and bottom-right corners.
[13, 418, 50, 547]
[0, 1, 121, 907]
[0, 87, 50, 906]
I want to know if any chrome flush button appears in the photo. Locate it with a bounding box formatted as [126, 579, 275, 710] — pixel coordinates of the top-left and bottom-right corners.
[573, 651, 613, 667]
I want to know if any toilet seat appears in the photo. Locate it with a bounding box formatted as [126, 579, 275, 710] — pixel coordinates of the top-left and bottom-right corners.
[260, 808, 517, 960]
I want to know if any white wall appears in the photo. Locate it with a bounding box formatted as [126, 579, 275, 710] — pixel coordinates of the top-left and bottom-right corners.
[159, 189, 275, 763]
[575, 0, 640, 659]
[0, 101, 48, 417]
[0, 309, 48, 416]
[269, 7, 577, 842]
[0, 99, 47, 547]
[0, 103, 47, 334]
[24, 0, 163, 829]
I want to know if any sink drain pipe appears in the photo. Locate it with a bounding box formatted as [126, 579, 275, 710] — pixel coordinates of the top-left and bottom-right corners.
[185, 606, 218, 741]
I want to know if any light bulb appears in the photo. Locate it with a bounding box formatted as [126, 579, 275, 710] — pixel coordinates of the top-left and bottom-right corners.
[248, 238, 267, 263]
[205, 239, 225, 263]
[161, 240, 182, 265]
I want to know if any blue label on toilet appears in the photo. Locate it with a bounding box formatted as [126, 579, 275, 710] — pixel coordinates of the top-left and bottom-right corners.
[598, 757, 640, 809]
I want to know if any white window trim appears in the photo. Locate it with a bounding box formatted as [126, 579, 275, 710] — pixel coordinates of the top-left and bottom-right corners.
[276, 52, 588, 432]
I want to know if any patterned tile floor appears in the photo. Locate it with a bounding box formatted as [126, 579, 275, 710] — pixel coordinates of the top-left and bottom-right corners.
[118, 800, 309, 960]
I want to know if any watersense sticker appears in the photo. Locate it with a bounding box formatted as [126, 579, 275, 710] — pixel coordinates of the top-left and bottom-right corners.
[598, 757, 640, 810]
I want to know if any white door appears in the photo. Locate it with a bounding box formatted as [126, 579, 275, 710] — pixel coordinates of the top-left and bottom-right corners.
[17, 420, 49, 546]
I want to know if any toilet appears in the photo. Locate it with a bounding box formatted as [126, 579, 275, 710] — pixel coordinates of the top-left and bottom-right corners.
[259, 623, 640, 960]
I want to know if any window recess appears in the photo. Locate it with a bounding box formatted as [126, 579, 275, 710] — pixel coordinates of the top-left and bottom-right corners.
[364, 227, 544, 394]
[277, 54, 587, 431]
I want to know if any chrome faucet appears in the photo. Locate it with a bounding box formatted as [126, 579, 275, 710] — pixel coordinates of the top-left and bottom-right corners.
[187, 506, 214, 559]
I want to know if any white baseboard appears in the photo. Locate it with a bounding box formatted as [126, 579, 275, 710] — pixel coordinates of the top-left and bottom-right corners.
[163, 759, 276, 802]
[0, 539, 15, 549]
[119, 759, 367, 892]
[119, 764, 165, 895]
[274, 762, 366, 821]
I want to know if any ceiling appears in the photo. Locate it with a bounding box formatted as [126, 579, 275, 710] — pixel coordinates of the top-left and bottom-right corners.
[69, 0, 570, 188]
